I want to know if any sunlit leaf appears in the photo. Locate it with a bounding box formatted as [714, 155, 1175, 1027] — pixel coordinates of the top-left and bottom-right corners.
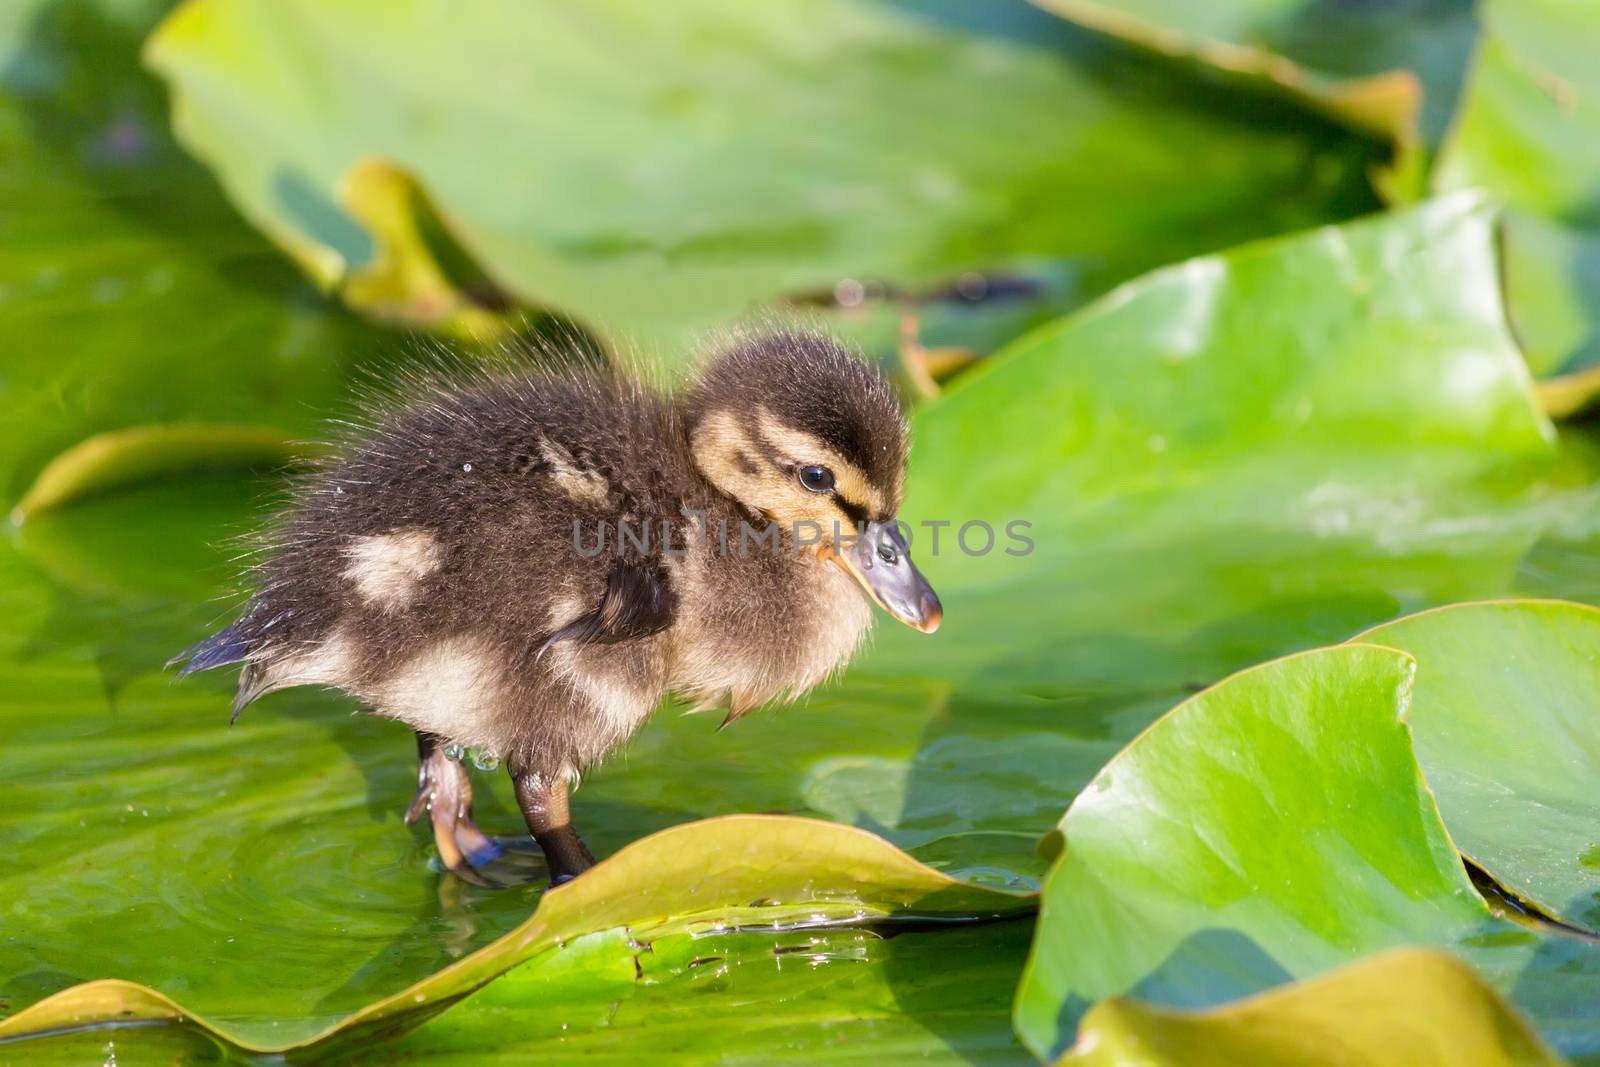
[1063, 948, 1564, 1067]
[0, 0, 398, 508]
[1027, 0, 1478, 198]
[1013, 641, 1600, 1062]
[142, 0, 1382, 347]
[0, 810, 1029, 1052]
[1434, 0, 1600, 392]
[7, 922, 1040, 1066]
[1357, 600, 1600, 935]
[10, 423, 307, 520]
[868, 193, 1562, 696]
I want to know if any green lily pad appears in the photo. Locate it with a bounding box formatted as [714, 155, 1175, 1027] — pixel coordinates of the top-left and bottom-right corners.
[1433, 0, 1600, 220]
[6, 921, 1040, 1065]
[1026, 0, 1478, 198]
[1433, 0, 1600, 395]
[10, 422, 310, 520]
[1357, 600, 1600, 934]
[1013, 641, 1600, 1062]
[868, 192, 1560, 696]
[1499, 213, 1600, 384]
[0, 0, 403, 509]
[0, 807, 1029, 1052]
[1063, 947, 1564, 1067]
[338, 919, 1037, 1065]
[142, 0, 1382, 346]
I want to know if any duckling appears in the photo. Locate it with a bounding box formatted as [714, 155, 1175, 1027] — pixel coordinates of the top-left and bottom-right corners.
[173, 331, 941, 885]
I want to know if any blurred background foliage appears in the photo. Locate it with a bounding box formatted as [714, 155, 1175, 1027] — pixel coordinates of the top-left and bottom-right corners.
[3, 1, 1600, 1064]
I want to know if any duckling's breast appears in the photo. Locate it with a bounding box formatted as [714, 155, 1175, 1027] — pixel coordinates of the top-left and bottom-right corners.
[664, 546, 873, 715]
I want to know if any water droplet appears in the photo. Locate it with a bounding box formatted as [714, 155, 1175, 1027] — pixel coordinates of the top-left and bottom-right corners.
[470, 747, 500, 771]
[462, 462, 473, 472]
[947, 865, 1040, 893]
[443, 744, 465, 762]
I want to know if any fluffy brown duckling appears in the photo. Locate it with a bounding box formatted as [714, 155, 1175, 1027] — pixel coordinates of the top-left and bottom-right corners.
[174, 331, 941, 884]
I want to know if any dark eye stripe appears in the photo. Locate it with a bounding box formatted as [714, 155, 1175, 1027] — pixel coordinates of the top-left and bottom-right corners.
[750, 424, 875, 523]
[834, 496, 870, 526]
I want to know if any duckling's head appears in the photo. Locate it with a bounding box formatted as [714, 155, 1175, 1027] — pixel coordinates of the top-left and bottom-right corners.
[685, 331, 941, 633]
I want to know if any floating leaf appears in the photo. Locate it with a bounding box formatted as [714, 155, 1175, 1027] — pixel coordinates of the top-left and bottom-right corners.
[11, 423, 308, 521]
[868, 193, 1560, 696]
[0, 0, 400, 508]
[143, 0, 1382, 347]
[1433, 0, 1600, 219]
[1063, 948, 1564, 1067]
[1027, 0, 1479, 199]
[1357, 600, 1600, 935]
[0, 812, 1029, 1052]
[6, 921, 1040, 1065]
[1434, 0, 1600, 389]
[335, 157, 519, 338]
[1013, 640, 1600, 1062]
[329, 920, 1039, 1065]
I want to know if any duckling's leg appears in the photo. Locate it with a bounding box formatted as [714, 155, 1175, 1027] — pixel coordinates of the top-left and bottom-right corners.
[511, 766, 595, 885]
[405, 731, 501, 880]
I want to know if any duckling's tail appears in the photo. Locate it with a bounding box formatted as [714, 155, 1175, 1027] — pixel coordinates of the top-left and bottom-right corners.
[169, 621, 272, 725]
[167, 620, 254, 677]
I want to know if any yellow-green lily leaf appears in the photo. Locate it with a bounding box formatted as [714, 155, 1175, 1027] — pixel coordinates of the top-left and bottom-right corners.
[0, 0, 401, 510]
[1026, 0, 1478, 200]
[10, 423, 309, 521]
[867, 192, 1560, 696]
[1013, 640, 1600, 1062]
[1433, 0, 1600, 219]
[1063, 948, 1564, 1067]
[1434, 0, 1600, 391]
[335, 156, 520, 339]
[7, 921, 1042, 1066]
[0, 813, 1030, 1053]
[142, 0, 1383, 347]
[1356, 600, 1600, 935]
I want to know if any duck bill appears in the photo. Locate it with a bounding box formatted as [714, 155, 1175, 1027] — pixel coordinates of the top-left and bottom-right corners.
[832, 521, 942, 634]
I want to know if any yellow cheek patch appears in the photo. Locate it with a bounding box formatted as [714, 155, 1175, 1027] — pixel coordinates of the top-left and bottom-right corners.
[690, 409, 785, 513]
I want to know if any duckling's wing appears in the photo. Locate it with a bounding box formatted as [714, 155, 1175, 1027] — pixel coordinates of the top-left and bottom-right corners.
[536, 557, 675, 659]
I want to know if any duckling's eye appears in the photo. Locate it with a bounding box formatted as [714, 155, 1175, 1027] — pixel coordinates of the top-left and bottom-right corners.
[797, 465, 835, 493]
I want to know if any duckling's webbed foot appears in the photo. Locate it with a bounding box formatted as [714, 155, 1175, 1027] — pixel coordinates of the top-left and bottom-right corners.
[406, 731, 501, 882]
[511, 765, 595, 885]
